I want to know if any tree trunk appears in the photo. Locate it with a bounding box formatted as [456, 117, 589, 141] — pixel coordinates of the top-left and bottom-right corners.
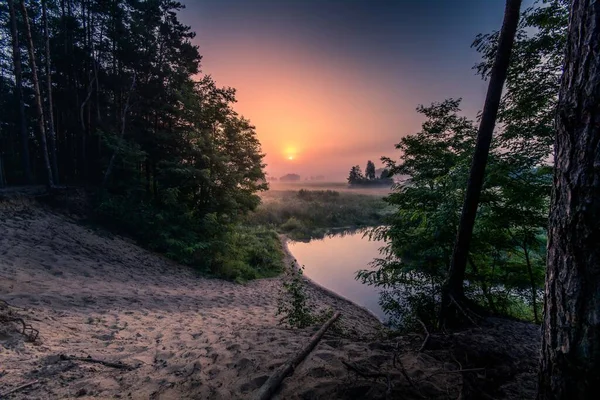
[440, 0, 521, 327]
[42, 0, 60, 184]
[523, 242, 539, 324]
[103, 71, 135, 187]
[0, 154, 6, 188]
[537, 0, 600, 398]
[20, 0, 54, 187]
[8, 0, 33, 184]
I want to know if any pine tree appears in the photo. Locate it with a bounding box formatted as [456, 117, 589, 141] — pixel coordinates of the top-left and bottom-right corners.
[538, 0, 600, 397]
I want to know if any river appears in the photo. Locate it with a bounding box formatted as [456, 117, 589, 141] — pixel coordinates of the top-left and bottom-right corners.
[287, 230, 387, 322]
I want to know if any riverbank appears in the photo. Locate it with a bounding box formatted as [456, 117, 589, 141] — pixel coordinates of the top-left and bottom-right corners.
[1, 197, 540, 399]
[0, 197, 385, 399]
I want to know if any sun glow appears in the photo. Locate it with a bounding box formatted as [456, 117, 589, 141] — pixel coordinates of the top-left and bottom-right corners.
[288, 155, 294, 160]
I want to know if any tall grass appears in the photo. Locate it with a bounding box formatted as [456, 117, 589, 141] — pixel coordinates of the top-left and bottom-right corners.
[246, 189, 392, 241]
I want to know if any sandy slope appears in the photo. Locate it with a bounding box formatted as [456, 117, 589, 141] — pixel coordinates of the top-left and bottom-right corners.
[0, 198, 427, 399]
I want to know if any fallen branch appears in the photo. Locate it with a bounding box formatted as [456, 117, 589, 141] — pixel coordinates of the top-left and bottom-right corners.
[59, 354, 134, 370]
[254, 311, 340, 400]
[342, 361, 392, 396]
[342, 360, 388, 379]
[416, 319, 430, 352]
[449, 295, 481, 328]
[0, 380, 40, 397]
[0, 316, 39, 342]
[392, 341, 416, 388]
[415, 367, 485, 383]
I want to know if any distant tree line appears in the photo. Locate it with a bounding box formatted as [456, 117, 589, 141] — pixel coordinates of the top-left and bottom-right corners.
[279, 173, 301, 182]
[347, 160, 392, 186]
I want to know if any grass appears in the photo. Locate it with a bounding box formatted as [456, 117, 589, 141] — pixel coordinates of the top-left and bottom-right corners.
[246, 188, 393, 241]
[208, 225, 286, 283]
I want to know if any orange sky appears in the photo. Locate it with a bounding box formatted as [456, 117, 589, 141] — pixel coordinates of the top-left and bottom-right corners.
[178, 1, 507, 180]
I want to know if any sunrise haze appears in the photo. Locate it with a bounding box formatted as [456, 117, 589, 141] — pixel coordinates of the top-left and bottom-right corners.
[178, 0, 533, 180]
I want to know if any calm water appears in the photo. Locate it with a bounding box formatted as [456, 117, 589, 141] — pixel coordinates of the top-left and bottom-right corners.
[287, 231, 386, 321]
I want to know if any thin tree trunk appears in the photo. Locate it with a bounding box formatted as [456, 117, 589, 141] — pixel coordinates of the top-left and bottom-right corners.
[0, 154, 6, 188]
[20, 0, 54, 187]
[440, 0, 521, 327]
[43, 0, 59, 184]
[537, 0, 600, 398]
[522, 242, 539, 324]
[103, 71, 135, 186]
[8, 0, 33, 184]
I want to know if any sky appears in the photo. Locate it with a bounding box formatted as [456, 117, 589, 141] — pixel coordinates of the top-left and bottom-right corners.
[178, 0, 533, 181]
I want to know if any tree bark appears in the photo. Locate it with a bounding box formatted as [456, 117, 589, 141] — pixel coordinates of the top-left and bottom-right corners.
[20, 0, 54, 187]
[537, 0, 600, 398]
[440, 0, 521, 327]
[42, 0, 60, 184]
[8, 0, 33, 184]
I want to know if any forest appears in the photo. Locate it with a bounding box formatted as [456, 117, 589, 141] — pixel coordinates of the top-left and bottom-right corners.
[0, 0, 599, 398]
[0, 0, 282, 280]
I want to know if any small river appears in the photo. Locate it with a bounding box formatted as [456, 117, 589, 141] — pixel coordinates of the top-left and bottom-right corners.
[287, 231, 386, 322]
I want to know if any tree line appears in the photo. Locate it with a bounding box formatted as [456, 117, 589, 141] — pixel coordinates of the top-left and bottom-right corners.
[0, 0, 273, 278]
[347, 160, 392, 186]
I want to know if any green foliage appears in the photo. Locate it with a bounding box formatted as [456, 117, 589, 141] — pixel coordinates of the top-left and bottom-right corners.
[276, 266, 342, 331]
[358, 1, 566, 328]
[247, 189, 391, 241]
[360, 97, 552, 328]
[209, 226, 285, 282]
[276, 266, 315, 328]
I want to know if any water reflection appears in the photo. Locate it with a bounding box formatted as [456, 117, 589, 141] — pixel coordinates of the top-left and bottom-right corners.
[287, 231, 386, 322]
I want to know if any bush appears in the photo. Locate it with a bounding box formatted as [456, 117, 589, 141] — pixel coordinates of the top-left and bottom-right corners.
[94, 192, 284, 282]
[247, 189, 391, 241]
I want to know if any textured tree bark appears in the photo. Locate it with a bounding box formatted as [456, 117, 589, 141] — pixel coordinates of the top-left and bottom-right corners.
[42, 0, 60, 184]
[8, 0, 33, 184]
[20, 0, 54, 187]
[537, 0, 600, 398]
[440, 0, 522, 327]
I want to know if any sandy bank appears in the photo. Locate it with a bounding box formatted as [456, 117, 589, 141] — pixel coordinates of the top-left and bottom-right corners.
[0, 198, 391, 399]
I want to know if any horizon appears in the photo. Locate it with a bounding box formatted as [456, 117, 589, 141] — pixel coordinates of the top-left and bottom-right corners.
[178, 0, 534, 180]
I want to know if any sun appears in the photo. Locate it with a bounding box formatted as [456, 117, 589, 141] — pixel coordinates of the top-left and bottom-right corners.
[288, 155, 294, 160]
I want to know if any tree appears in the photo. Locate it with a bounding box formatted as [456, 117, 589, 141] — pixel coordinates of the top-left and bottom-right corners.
[42, 0, 59, 183]
[441, 0, 522, 326]
[7, 0, 32, 183]
[538, 0, 600, 397]
[365, 160, 376, 180]
[347, 165, 364, 184]
[20, 0, 54, 187]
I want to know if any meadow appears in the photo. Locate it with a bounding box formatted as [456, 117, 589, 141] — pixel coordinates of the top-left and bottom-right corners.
[246, 182, 393, 241]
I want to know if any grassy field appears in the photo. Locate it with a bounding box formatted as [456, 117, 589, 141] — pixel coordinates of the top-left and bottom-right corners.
[268, 181, 392, 196]
[246, 184, 393, 241]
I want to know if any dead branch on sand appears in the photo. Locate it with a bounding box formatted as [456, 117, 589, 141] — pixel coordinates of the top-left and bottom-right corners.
[59, 354, 134, 370]
[0, 300, 39, 342]
[342, 360, 393, 394]
[0, 380, 40, 397]
[254, 311, 341, 400]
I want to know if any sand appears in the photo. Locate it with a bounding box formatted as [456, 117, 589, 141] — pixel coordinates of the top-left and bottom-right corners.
[0, 197, 461, 399]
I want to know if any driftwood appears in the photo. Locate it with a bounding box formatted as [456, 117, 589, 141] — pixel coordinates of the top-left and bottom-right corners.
[254, 311, 341, 400]
[59, 354, 134, 370]
[0, 380, 40, 397]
